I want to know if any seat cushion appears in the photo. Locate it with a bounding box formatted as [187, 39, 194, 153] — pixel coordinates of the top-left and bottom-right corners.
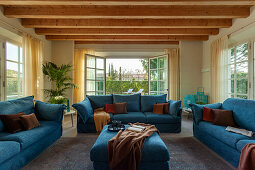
[113, 94, 141, 112]
[145, 112, 181, 124]
[236, 140, 255, 152]
[0, 121, 59, 149]
[141, 94, 167, 112]
[0, 96, 34, 132]
[198, 121, 250, 149]
[87, 95, 113, 110]
[90, 125, 169, 162]
[113, 112, 146, 123]
[0, 141, 20, 164]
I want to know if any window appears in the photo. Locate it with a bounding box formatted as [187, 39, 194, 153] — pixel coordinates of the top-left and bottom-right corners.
[228, 42, 249, 99]
[85, 54, 105, 95]
[5, 42, 24, 100]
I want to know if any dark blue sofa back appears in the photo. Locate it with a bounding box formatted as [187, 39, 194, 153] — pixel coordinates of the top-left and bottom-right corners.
[222, 98, 255, 132]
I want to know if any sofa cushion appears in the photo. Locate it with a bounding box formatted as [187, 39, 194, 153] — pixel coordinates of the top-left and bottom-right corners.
[87, 95, 113, 110]
[0, 96, 34, 132]
[169, 100, 182, 116]
[145, 112, 181, 124]
[222, 98, 255, 132]
[0, 121, 59, 149]
[113, 112, 146, 123]
[72, 98, 94, 124]
[113, 94, 141, 112]
[198, 121, 250, 149]
[0, 141, 20, 164]
[190, 103, 222, 124]
[141, 94, 167, 112]
[212, 109, 237, 127]
[236, 140, 255, 152]
[90, 125, 169, 162]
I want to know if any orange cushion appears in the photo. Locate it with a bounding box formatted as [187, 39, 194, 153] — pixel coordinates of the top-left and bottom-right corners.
[203, 107, 214, 122]
[105, 104, 115, 114]
[153, 104, 164, 114]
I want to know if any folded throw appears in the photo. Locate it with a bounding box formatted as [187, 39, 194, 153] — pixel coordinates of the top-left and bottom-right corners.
[94, 108, 110, 133]
[238, 143, 255, 170]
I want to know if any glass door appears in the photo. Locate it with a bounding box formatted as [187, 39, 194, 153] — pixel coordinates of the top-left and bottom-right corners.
[0, 40, 4, 101]
[85, 54, 105, 96]
[149, 54, 169, 96]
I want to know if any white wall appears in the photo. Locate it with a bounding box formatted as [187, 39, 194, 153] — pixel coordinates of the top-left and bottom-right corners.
[202, 6, 255, 99]
[180, 41, 203, 100]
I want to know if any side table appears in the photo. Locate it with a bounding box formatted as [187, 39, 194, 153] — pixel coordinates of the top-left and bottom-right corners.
[64, 110, 75, 127]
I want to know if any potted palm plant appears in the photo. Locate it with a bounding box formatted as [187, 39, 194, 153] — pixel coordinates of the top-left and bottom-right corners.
[43, 62, 75, 104]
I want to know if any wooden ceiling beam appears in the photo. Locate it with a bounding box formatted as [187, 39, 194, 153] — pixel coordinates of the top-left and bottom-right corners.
[46, 35, 209, 41]
[4, 6, 250, 19]
[75, 41, 180, 44]
[22, 19, 232, 28]
[0, 0, 254, 6]
[35, 28, 219, 35]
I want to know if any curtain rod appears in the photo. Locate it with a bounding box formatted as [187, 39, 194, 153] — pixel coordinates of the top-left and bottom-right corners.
[0, 19, 23, 35]
[227, 19, 255, 38]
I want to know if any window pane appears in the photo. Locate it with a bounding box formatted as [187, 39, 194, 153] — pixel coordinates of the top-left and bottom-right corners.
[150, 58, 157, 69]
[230, 48, 235, 64]
[7, 77, 18, 95]
[159, 57, 167, 68]
[96, 69, 104, 80]
[159, 81, 167, 91]
[86, 91, 95, 95]
[231, 79, 234, 93]
[7, 61, 18, 77]
[236, 95, 248, 99]
[236, 43, 248, 63]
[96, 92, 104, 95]
[159, 69, 167, 81]
[150, 92, 157, 95]
[20, 48, 23, 63]
[87, 68, 95, 80]
[236, 62, 248, 79]
[150, 70, 157, 81]
[96, 81, 104, 91]
[20, 64, 23, 74]
[87, 56, 95, 68]
[150, 81, 157, 91]
[96, 58, 104, 69]
[86, 81, 95, 91]
[6, 42, 18, 62]
[236, 79, 248, 94]
[230, 64, 235, 79]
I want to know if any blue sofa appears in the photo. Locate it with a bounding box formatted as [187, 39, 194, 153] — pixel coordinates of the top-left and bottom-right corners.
[190, 98, 255, 167]
[0, 96, 66, 169]
[73, 94, 182, 133]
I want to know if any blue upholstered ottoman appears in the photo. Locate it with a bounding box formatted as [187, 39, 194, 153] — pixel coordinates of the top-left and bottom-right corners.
[90, 125, 170, 170]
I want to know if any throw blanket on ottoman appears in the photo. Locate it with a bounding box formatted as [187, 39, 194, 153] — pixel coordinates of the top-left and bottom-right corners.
[108, 123, 159, 170]
[238, 143, 255, 170]
[94, 108, 110, 133]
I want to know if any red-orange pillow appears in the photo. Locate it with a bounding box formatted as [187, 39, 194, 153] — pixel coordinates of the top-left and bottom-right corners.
[105, 104, 115, 114]
[203, 107, 214, 122]
[0, 112, 26, 133]
[153, 104, 164, 114]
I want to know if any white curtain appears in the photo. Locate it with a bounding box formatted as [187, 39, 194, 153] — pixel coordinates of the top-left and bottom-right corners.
[23, 34, 44, 101]
[210, 36, 229, 103]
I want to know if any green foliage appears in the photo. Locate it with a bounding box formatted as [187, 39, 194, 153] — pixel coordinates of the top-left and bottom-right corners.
[43, 62, 75, 104]
[106, 80, 148, 94]
[140, 59, 149, 73]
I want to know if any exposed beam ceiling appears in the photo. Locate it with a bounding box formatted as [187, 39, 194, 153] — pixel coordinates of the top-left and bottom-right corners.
[22, 19, 232, 28]
[45, 35, 209, 41]
[4, 6, 250, 19]
[0, 0, 254, 6]
[0, 1, 254, 43]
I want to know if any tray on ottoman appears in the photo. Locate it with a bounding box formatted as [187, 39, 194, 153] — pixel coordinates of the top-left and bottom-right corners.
[90, 125, 170, 170]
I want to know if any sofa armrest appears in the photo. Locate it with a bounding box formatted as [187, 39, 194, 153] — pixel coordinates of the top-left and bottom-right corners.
[35, 101, 66, 123]
[189, 103, 222, 124]
[72, 98, 93, 125]
[168, 100, 182, 117]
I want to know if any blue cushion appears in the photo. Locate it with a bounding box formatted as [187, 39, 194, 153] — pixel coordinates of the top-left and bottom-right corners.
[0, 96, 35, 132]
[87, 95, 113, 110]
[222, 98, 255, 132]
[90, 125, 169, 162]
[190, 103, 222, 124]
[141, 94, 167, 112]
[113, 112, 146, 123]
[0, 121, 59, 149]
[113, 94, 141, 112]
[198, 121, 250, 149]
[168, 100, 182, 116]
[72, 98, 94, 124]
[236, 140, 255, 152]
[0, 141, 20, 164]
[145, 112, 181, 124]
[35, 101, 66, 122]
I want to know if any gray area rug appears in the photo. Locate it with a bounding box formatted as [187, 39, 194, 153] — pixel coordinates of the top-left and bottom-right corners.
[24, 135, 234, 170]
